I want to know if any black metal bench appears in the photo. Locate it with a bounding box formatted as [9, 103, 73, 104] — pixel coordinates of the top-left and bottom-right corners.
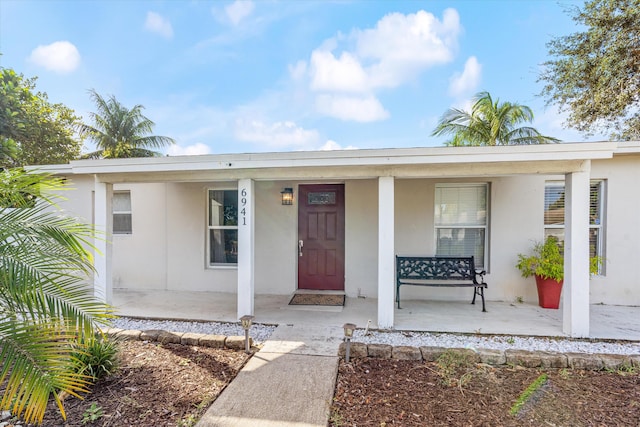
[396, 255, 487, 311]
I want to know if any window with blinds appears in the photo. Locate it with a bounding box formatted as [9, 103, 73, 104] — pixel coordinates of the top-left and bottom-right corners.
[544, 180, 605, 266]
[113, 191, 132, 234]
[434, 183, 489, 268]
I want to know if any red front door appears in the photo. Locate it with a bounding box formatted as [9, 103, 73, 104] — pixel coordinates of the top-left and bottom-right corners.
[297, 184, 345, 290]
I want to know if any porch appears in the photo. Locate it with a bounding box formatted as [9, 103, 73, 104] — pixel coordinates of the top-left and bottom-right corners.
[112, 290, 640, 341]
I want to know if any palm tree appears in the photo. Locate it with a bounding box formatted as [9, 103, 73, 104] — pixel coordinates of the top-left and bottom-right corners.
[79, 89, 175, 159]
[0, 168, 112, 424]
[432, 91, 560, 146]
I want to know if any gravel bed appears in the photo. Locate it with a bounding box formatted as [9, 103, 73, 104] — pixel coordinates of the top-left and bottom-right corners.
[111, 317, 276, 344]
[354, 329, 640, 355]
[110, 317, 640, 355]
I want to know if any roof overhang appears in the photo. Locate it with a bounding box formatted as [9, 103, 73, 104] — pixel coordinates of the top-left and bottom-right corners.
[28, 141, 622, 183]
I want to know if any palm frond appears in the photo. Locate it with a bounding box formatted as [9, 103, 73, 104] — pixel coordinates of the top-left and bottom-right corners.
[79, 90, 175, 159]
[0, 168, 113, 424]
[0, 319, 90, 424]
[432, 91, 561, 146]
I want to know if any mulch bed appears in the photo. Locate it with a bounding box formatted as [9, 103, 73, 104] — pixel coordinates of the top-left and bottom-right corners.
[35, 340, 250, 426]
[5, 340, 640, 426]
[330, 357, 640, 426]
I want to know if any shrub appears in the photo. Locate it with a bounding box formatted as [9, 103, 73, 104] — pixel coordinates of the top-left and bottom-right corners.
[72, 335, 119, 381]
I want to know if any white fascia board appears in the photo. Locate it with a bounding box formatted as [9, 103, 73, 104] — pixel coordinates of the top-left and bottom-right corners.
[65, 142, 617, 176]
[613, 140, 640, 155]
[24, 164, 73, 174]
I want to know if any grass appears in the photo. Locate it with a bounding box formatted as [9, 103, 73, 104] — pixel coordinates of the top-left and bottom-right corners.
[510, 373, 548, 416]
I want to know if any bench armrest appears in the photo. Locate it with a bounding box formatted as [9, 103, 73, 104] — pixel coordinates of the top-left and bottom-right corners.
[474, 269, 486, 284]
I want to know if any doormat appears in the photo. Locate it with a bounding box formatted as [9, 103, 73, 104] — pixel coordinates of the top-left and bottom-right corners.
[289, 294, 345, 306]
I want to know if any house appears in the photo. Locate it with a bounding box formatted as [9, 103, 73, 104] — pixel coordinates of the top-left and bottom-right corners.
[40, 141, 640, 338]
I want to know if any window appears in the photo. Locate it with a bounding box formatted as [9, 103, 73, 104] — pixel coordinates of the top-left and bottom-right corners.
[434, 183, 489, 268]
[208, 190, 238, 266]
[544, 180, 606, 264]
[113, 191, 132, 234]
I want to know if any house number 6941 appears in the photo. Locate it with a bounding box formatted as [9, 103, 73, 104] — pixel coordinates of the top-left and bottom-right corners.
[240, 188, 247, 226]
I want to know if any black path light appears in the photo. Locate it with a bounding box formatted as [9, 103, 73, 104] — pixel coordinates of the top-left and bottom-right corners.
[343, 323, 356, 362]
[240, 315, 255, 354]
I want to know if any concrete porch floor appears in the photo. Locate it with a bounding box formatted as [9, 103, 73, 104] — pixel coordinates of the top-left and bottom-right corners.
[112, 289, 640, 341]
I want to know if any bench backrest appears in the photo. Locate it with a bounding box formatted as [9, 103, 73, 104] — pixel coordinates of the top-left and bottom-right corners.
[396, 256, 476, 281]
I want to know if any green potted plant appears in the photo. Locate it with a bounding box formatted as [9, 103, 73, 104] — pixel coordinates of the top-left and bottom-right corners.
[516, 236, 602, 309]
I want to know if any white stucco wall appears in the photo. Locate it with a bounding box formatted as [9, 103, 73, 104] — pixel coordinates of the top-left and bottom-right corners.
[590, 156, 640, 305]
[254, 181, 298, 294]
[344, 180, 378, 298]
[53, 149, 640, 307]
[112, 183, 167, 290]
[59, 174, 95, 223]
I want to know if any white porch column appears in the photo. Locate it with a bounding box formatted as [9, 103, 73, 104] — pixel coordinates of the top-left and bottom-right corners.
[237, 179, 255, 319]
[563, 165, 591, 337]
[93, 179, 113, 304]
[378, 176, 395, 328]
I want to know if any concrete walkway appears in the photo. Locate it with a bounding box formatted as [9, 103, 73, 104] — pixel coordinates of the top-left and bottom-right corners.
[196, 324, 343, 427]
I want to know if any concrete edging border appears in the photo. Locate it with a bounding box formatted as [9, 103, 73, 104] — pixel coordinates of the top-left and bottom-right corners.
[338, 342, 640, 370]
[101, 327, 252, 351]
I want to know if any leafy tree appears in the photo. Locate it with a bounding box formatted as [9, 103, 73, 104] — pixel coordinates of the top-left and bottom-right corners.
[79, 90, 175, 159]
[539, 0, 640, 140]
[0, 168, 112, 424]
[0, 67, 83, 167]
[432, 91, 560, 146]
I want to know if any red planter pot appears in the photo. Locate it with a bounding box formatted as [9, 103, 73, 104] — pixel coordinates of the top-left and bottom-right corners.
[535, 275, 563, 309]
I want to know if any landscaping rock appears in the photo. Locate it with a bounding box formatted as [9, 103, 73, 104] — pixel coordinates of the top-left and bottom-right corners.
[199, 334, 227, 348]
[477, 348, 506, 365]
[539, 351, 568, 368]
[225, 336, 250, 350]
[598, 353, 632, 370]
[157, 330, 183, 344]
[566, 353, 604, 370]
[420, 346, 446, 362]
[448, 348, 481, 363]
[181, 332, 205, 346]
[368, 343, 392, 359]
[115, 329, 142, 341]
[338, 342, 368, 359]
[505, 350, 542, 368]
[392, 346, 422, 360]
[100, 327, 123, 338]
[140, 329, 163, 341]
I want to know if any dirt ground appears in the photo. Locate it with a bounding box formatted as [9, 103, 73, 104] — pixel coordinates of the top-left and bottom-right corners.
[330, 357, 640, 427]
[36, 340, 250, 427]
[6, 340, 640, 426]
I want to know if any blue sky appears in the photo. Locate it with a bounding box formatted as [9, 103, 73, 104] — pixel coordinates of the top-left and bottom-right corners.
[0, 0, 605, 156]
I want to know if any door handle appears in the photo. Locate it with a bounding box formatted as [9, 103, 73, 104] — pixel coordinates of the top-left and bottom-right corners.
[298, 240, 304, 256]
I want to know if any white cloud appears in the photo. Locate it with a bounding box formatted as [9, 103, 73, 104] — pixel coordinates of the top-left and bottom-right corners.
[166, 143, 211, 156]
[356, 9, 461, 88]
[234, 119, 319, 148]
[448, 56, 482, 97]
[295, 9, 461, 122]
[225, 0, 255, 26]
[315, 94, 389, 122]
[145, 11, 174, 39]
[28, 41, 80, 73]
[309, 9, 461, 91]
[319, 140, 358, 151]
[309, 50, 370, 93]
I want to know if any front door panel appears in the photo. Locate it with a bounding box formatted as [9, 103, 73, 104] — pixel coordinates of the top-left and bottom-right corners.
[298, 184, 345, 290]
